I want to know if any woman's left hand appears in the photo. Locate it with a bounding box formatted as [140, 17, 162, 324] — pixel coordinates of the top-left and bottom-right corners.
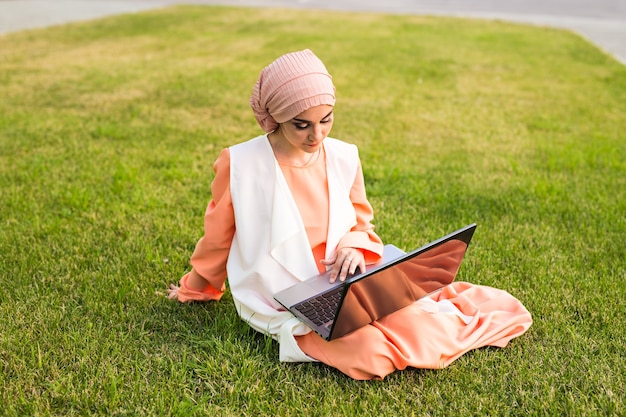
[321, 248, 365, 283]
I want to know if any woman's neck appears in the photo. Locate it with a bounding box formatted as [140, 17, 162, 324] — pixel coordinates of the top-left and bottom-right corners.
[268, 131, 320, 167]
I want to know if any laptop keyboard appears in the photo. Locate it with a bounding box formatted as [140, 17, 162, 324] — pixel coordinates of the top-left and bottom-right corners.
[294, 287, 343, 327]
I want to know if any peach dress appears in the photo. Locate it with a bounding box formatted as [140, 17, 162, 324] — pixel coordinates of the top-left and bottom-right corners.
[184, 144, 532, 380]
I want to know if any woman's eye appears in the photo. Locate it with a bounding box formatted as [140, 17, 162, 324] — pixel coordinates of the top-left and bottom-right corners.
[295, 123, 309, 130]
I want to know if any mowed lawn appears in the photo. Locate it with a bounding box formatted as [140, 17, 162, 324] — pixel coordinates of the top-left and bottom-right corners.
[0, 5, 624, 416]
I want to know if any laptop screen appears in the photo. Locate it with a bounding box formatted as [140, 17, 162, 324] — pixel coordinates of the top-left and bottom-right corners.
[330, 238, 470, 339]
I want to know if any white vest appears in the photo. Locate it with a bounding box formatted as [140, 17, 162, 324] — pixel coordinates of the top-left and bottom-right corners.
[228, 135, 359, 361]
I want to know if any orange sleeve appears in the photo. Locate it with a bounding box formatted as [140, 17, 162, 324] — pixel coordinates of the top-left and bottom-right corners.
[185, 148, 235, 299]
[336, 161, 384, 264]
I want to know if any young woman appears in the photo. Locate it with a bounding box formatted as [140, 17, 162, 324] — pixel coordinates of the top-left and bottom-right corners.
[167, 49, 532, 380]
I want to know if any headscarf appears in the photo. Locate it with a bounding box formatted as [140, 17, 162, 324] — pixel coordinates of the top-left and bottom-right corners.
[250, 49, 336, 132]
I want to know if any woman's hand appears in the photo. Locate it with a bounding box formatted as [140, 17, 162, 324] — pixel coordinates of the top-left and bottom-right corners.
[320, 248, 365, 283]
[162, 271, 221, 302]
[166, 284, 182, 300]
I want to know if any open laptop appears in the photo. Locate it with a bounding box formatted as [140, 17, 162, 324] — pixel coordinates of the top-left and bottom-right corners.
[274, 223, 476, 341]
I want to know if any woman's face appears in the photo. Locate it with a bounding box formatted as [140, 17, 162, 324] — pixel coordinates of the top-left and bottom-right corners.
[277, 104, 334, 154]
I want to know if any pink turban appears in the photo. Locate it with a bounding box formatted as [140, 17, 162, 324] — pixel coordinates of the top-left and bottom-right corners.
[250, 49, 336, 132]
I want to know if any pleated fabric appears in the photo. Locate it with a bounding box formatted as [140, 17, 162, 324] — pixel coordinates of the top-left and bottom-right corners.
[250, 49, 335, 132]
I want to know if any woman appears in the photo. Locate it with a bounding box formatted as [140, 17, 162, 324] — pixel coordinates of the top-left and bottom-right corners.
[168, 49, 532, 380]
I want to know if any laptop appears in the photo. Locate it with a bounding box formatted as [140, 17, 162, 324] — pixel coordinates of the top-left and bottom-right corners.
[274, 223, 477, 341]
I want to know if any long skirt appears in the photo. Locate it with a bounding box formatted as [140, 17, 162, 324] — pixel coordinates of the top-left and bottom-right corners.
[296, 282, 532, 380]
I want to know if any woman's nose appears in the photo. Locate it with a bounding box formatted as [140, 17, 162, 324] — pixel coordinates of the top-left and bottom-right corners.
[311, 123, 325, 140]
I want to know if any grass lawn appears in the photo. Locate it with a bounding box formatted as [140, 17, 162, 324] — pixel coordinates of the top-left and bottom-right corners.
[1, 5, 624, 416]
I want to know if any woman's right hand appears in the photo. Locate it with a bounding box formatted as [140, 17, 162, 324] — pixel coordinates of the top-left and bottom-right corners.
[166, 284, 182, 300]
[164, 272, 222, 302]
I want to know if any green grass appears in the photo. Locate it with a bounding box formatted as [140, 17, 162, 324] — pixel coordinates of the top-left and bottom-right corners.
[1, 5, 625, 416]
